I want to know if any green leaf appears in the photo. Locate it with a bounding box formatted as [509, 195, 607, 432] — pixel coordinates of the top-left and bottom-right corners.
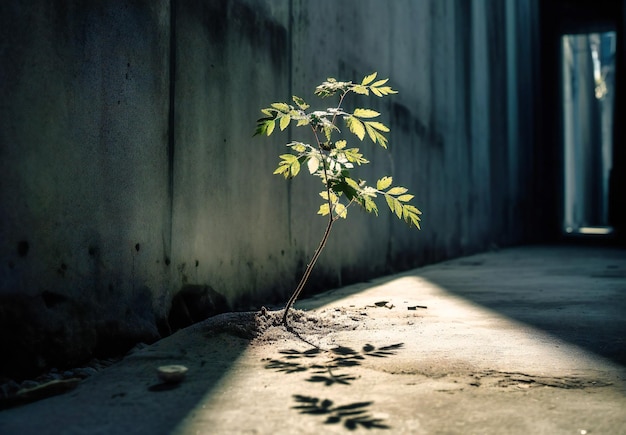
[343, 148, 368, 165]
[372, 129, 388, 148]
[376, 86, 397, 96]
[319, 190, 338, 203]
[335, 140, 347, 150]
[345, 116, 365, 140]
[363, 196, 378, 215]
[274, 154, 300, 178]
[364, 121, 390, 147]
[402, 204, 422, 229]
[377, 176, 393, 190]
[345, 177, 360, 191]
[385, 195, 395, 213]
[364, 121, 389, 132]
[403, 204, 422, 216]
[279, 114, 290, 131]
[273, 165, 289, 176]
[333, 179, 357, 200]
[334, 203, 347, 219]
[323, 126, 333, 142]
[353, 108, 380, 118]
[271, 102, 290, 112]
[307, 156, 320, 174]
[317, 203, 330, 216]
[397, 194, 414, 202]
[394, 198, 403, 218]
[290, 159, 300, 177]
[266, 119, 276, 136]
[361, 72, 377, 85]
[364, 123, 378, 144]
[387, 186, 408, 195]
[292, 95, 309, 110]
[383, 193, 423, 228]
[351, 84, 369, 95]
[289, 142, 307, 152]
[279, 153, 297, 162]
[296, 117, 310, 126]
[254, 117, 276, 136]
[371, 78, 389, 87]
[384, 195, 403, 218]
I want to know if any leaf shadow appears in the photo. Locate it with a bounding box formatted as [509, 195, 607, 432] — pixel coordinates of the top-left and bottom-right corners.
[293, 394, 390, 430]
[264, 342, 403, 386]
[264, 341, 403, 429]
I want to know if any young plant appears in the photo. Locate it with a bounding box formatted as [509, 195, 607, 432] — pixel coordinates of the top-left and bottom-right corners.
[255, 72, 421, 326]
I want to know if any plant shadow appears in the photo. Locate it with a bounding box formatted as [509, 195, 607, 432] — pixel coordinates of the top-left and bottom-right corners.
[265, 342, 403, 429]
[292, 394, 390, 430]
[266, 343, 403, 386]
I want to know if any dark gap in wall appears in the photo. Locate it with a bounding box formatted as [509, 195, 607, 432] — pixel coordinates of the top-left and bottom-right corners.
[41, 291, 68, 309]
[17, 240, 29, 257]
[167, 284, 229, 333]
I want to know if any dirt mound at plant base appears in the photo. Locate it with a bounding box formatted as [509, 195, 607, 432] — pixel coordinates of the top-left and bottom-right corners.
[188, 307, 366, 345]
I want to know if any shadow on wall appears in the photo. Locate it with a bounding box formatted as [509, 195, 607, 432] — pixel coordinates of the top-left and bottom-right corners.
[0, 282, 231, 380]
[166, 284, 230, 334]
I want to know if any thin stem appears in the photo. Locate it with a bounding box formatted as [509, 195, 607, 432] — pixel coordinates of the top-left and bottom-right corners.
[282, 215, 335, 326]
[330, 90, 349, 125]
[282, 90, 351, 326]
[283, 126, 338, 326]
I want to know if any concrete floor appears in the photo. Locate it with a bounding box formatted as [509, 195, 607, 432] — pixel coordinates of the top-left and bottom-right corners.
[0, 244, 625, 434]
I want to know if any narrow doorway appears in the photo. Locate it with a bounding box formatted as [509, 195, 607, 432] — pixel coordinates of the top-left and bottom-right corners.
[562, 31, 616, 236]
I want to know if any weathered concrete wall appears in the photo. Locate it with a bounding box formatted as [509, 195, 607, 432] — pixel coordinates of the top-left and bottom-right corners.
[0, 0, 540, 377]
[171, 0, 294, 309]
[0, 1, 172, 377]
[286, 0, 539, 278]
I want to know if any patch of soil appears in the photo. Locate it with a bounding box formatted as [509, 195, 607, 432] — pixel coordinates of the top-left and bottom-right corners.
[191, 308, 364, 346]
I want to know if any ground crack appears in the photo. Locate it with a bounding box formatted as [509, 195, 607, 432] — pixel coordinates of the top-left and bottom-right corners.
[472, 370, 613, 390]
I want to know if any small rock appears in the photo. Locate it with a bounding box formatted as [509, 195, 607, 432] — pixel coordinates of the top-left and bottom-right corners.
[126, 343, 148, 356]
[37, 373, 60, 383]
[157, 365, 188, 384]
[73, 367, 98, 379]
[20, 380, 38, 390]
[0, 381, 20, 398]
[15, 378, 81, 402]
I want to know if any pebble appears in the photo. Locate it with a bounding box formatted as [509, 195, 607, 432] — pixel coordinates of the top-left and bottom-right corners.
[73, 367, 98, 378]
[126, 342, 149, 355]
[20, 380, 39, 390]
[157, 365, 188, 383]
[0, 356, 122, 400]
[0, 381, 20, 397]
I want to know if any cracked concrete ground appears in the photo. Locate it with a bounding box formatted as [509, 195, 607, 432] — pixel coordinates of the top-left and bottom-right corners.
[1, 244, 625, 434]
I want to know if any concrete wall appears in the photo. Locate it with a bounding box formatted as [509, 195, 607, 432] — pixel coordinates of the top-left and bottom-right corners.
[0, 1, 172, 377]
[0, 0, 539, 378]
